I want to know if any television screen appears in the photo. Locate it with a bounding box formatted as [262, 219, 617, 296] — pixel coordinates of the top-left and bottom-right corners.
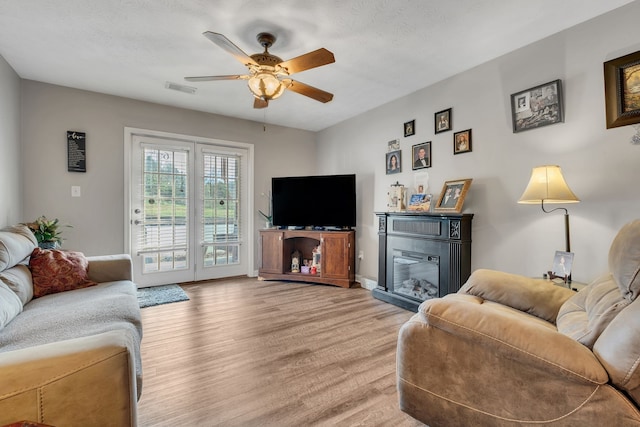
[272, 174, 356, 228]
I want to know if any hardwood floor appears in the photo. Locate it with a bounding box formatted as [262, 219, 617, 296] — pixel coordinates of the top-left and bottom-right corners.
[137, 277, 424, 426]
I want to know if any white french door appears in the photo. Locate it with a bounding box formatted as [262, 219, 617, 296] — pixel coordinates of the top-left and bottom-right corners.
[125, 129, 253, 287]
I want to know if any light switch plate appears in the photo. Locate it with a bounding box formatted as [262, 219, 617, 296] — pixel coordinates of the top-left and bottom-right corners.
[71, 186, 81, 197]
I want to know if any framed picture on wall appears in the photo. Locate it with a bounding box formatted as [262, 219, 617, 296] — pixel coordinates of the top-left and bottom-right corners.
[604, 50, 640, 128]
[412, 142, 431, 169]
[404, 120, 415, 137]
[386, 150, 401, 174]
[510, 79, 564, 133]
[453, 129, 472, 154]
[434, 108, 452, 134]
[434, 178, 472, 213]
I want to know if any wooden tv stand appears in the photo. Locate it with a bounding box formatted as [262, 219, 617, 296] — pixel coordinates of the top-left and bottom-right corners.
[258, 229, 355, 288]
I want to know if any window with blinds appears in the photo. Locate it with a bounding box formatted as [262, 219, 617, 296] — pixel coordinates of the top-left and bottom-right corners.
[139, 147, 189, 273]
[201, 151, 241, 267]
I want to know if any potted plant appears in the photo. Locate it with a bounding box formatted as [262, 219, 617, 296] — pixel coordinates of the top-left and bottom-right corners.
[259, 190, 273, 229]
[25, 216, 71, 249]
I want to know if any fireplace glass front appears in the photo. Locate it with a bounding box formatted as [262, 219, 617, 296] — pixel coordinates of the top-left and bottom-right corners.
[392, 249, 439, 301]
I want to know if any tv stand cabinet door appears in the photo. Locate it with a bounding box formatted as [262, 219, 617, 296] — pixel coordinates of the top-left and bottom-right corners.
[259, 231, 284, 274]
[321, 232, 355, 282]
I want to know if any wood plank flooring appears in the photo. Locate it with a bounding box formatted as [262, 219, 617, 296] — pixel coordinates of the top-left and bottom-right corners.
[137, 277, 425, 426]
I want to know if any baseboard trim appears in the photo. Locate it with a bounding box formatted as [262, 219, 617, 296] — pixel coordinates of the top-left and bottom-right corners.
[356, 275, 378, 290]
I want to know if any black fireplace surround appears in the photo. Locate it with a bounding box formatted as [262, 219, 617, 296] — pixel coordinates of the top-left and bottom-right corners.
[373, 212, 473, 311]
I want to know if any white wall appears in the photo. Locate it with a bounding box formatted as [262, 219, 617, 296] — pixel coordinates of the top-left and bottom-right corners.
[317, 2, 640, 284]
[20, 81, 317, 264]
[0, 55, 22, 227]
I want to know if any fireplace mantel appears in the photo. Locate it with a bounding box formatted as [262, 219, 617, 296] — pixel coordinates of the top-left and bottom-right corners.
[373, 212, 473, 311]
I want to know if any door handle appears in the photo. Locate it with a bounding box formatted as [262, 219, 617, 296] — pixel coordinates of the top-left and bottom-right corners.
[134, 209, 141, 214]
[134, 220, 142, 225]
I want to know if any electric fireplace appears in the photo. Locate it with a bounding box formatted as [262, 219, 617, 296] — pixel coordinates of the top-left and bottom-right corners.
[373, 212, 473, 311]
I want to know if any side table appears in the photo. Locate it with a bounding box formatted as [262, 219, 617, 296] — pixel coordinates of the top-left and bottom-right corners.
[547, 278, 587, 292]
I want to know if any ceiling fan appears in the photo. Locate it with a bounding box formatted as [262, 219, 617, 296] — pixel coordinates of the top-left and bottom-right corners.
[185, 31, 335, 109]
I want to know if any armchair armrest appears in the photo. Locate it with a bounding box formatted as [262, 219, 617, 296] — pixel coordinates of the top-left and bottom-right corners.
[416, 294, 607, 382]
[459, 268, 575, 323]
[398, 294, 612, 425]
[0, 330, 138, 427]
[86, 254, 133, 283]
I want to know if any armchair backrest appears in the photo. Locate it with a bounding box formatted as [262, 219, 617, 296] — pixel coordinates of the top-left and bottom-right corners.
[557, 219, 640, 402]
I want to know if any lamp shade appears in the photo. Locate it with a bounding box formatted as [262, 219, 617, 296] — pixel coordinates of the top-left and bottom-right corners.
[518, 165, 580, 204]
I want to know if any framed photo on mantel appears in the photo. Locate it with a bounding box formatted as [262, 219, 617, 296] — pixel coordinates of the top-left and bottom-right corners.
[434, 178, 472, 213]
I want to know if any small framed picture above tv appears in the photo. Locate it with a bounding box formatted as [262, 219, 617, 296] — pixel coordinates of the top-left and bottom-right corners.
[271, 174, 357, 229]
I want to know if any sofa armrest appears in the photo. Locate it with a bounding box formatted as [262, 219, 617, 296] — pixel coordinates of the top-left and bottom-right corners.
[458, 268, 575, 322]
[0, 330, 138, 427]
[86, 254, 133, 283]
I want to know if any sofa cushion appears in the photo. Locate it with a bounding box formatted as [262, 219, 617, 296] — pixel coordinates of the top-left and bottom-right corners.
[609, 219, 640, 302]
[0, 281, 23, 329]
[0, 280, 143, 395]
[29, 248, 97, 298]
[0, 225, 37, 272]
[0, 264, 33, 305]
[557, 273, 629, 349]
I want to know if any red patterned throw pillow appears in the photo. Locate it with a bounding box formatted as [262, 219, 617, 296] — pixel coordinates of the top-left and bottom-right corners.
[29, 248, 97, 298]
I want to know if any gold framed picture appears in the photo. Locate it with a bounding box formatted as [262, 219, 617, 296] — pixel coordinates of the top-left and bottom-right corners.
[434, 178, 472, 213]
[604, 50, 640, 129]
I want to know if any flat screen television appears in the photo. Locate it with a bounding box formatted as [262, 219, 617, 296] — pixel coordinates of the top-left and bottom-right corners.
[271, 174, 356, 229]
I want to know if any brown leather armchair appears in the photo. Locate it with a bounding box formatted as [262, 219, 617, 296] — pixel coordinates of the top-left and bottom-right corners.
[397, 219, 640, 426]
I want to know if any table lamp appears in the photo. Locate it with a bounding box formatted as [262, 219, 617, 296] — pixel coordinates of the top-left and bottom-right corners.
[518, 165, 580, 280]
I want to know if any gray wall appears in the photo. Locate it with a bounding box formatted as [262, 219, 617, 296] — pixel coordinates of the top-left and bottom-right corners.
[20, 81, 317, 262]
[0, 55, 22, 227]
[317, 1, 640, 284]
[11, 2, 640, 284]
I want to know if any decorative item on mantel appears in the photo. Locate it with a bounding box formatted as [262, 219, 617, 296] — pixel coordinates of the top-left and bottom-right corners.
[25, 215, 71, 249]
[387, 182, 406, 212]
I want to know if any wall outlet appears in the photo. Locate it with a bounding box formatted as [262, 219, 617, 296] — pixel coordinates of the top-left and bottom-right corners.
[358, 250, 364, 259]
[71, 186, 81, 197]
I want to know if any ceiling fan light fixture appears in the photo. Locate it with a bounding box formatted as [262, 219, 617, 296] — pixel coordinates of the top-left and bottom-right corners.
[248, 71, 286, 100]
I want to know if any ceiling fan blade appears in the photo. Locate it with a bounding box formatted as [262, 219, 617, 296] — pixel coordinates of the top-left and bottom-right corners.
[184, 75, 247, 82]
[286, 80, 334, 103]
[278, 48, 335, 75]
[254, 98, 269, 109]
[203, 31, 258, 66]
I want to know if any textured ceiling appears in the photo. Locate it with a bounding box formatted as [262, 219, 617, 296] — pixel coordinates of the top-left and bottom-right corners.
[0, 0, 635, 132]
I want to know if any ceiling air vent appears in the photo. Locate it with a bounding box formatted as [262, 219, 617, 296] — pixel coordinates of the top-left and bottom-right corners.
[165, 81, 197, 94]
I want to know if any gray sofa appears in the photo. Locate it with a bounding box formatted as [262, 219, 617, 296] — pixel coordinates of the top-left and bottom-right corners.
[0, 225, 143, 427]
